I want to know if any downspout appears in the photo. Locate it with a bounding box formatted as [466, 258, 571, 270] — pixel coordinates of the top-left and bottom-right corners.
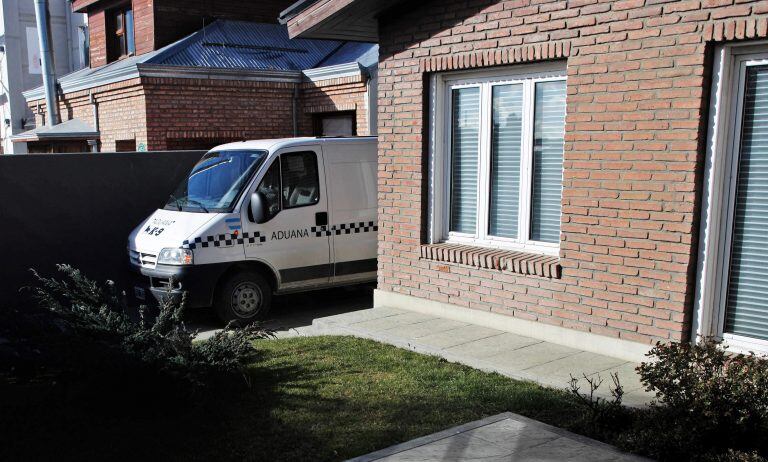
[64, 1, 74, 73]
[292, 84, 299, 136]
[33, 0, 60, 126]
[89, 92, 99, 152]
[78, 25, 89, 68]
[366, 65, 378, 136]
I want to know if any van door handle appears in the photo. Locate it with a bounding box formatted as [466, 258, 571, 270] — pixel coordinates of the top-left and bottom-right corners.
[315, 212, 328, 226]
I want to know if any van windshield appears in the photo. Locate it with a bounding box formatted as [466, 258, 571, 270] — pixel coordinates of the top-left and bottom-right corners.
[165, 150, 268, 213]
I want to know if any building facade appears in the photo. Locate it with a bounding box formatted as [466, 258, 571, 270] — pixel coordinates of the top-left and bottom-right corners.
[0, 0, 87, 153]
[20, 0, 377, 152]
[287, 0, 768, 360]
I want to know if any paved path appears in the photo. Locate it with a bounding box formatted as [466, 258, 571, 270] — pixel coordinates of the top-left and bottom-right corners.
[348, 412, 649, 462]
[189, 288, 652, 406]
[312, 306, 653, 407]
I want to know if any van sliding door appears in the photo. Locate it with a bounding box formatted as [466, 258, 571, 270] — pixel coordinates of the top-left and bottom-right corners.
[323, 143, 378, 283]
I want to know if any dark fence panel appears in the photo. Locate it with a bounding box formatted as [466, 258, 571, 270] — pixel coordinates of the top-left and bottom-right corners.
[0, 151, 204, 307]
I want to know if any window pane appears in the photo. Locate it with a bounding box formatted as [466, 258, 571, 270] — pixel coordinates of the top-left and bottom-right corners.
[257, 160, 281, 220]
[449, 87, 480, 234]
[489, 84, 523, 239]
[530, 80, 566, 244]
[115, 12, 124, 33]
[281, 151, 320, 208]
[125, 9, 135, 54]
[321, 113, 354, 136]
[725, 65, 768, 341]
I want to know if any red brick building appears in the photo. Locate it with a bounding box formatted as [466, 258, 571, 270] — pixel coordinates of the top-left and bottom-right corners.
[18, 0, 377, 152]
[286, 0, 768, 360]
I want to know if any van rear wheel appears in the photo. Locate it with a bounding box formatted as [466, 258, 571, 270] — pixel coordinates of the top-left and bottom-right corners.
[215, 271, 272, 325]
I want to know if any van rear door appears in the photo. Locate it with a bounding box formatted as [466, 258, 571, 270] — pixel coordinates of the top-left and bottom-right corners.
[242, 145, 332, 289]
[324, 141, 378, 283]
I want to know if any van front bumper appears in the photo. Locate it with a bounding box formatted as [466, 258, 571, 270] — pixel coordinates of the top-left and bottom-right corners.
[130, 262, 230, 308]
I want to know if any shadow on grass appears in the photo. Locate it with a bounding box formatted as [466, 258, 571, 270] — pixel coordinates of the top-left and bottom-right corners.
[0, 335, 585, 462]
[0, 360, 326, 462]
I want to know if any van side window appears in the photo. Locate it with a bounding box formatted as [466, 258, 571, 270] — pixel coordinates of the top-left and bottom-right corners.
[281, 151, 320, 209]
[256, 159, 281, 220]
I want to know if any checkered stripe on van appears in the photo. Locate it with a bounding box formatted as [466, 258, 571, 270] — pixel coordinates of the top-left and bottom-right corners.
[311, 221, 378, 237]
[182, 231, 266, 250]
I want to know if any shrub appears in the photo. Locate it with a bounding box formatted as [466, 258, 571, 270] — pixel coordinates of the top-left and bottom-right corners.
[2, 264, 271, 412]
[567, 372, 632, 439]
[700, 450, 768, 462]
[567, 338, 768, 461]
[625, 338, 768, 461]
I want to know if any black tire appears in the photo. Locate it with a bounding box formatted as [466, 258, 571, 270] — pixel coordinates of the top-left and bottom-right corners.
[214, 271, 272, 325]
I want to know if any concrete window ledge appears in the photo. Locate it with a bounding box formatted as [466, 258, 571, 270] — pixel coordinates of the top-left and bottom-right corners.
[420, 243, 561, 279]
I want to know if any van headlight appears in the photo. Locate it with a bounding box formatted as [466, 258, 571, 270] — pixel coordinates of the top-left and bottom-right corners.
[157, 248, 194, 265]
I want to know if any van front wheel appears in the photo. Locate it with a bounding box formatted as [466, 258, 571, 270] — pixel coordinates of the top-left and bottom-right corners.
[215, 271, 272, 325]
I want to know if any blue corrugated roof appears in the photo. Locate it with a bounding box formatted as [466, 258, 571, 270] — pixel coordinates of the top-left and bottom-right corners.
[317, 42, 378, 68]
[153, 21, 347, 71]
[24, 20, 379, 100]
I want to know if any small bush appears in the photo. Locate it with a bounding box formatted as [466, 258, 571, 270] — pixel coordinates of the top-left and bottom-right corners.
[625, 338, 768, 460]
[2, 265, 271, 412]
[569, 338, 768, 461]
[568, 372, 633, 440]
[700, 450, 768, 462]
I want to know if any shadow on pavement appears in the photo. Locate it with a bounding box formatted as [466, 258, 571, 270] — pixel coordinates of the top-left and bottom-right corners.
[186, 284, 375, 338]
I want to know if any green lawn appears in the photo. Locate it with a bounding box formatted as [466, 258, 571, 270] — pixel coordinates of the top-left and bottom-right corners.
[3, 336, 587, 461]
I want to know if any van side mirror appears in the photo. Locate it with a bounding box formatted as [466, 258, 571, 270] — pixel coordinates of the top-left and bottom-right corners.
[249, 192, 268, 224]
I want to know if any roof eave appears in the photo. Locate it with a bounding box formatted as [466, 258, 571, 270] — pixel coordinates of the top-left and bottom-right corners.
[278, 0, 319, 25]
[23, 65, 304, 102]
[11, 131, 101, 142]
[71, 0, 102, 13]
[286, 0, 403, 42]
[23, 65, 141, 101]
[302, 62, 364, 83]
[136, 64, 304, 83]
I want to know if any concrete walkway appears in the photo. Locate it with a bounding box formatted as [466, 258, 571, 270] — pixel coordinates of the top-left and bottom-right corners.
[189, 286, 652, 405]
[348, 412, 649, 462]
[312, 306, 653, 407]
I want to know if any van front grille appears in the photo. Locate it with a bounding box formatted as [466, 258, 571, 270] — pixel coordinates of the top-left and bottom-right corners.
[129, 249, 157, 269]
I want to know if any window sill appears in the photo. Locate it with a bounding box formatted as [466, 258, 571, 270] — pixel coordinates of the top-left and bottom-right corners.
[420, 243, 561, 279]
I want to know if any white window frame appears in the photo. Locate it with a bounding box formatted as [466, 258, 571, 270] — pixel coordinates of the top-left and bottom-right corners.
[695, 41, 768, 355]
[428, 62, 567, 256]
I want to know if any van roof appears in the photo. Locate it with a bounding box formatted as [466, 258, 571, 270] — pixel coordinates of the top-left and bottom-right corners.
[212, 136, 377, 152]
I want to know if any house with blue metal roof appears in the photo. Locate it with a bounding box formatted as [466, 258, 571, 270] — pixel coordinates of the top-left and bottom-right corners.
[19, 19, 377, 152]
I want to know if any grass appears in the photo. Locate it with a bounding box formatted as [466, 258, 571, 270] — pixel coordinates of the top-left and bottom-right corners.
[2, 336, 587, 462]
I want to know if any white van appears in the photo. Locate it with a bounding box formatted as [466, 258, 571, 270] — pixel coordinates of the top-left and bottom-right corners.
[127, 137, 378, 323]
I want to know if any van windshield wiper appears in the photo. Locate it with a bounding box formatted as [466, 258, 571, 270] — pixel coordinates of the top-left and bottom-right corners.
[168, 194, 182, 211]
[184, 198, 209, 213]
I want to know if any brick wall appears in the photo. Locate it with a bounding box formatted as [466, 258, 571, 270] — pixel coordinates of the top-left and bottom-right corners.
[300, 75, 371, 135]
[84, 0, 294, 67]
[87, 0, 154, 67]
[29, 73, 372, 152]
[133, 0, 154, 56]
[30, 79, 148, 152]
[89, 9, 107, 68]
[376, 0, 768, 345]
[142, 77, 299, 150]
